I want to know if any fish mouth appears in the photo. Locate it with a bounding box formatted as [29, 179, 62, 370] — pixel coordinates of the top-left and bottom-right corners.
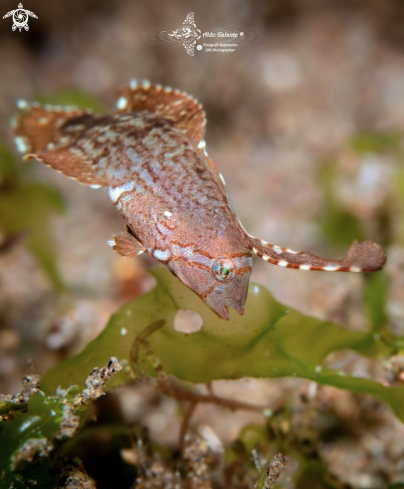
[225, 297, 245, 317]
[212, 301, 245, 321]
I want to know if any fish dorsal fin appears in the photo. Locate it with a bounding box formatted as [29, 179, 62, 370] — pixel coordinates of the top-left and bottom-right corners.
[13, 101, 108, 187]
[116, 80, 206, 147]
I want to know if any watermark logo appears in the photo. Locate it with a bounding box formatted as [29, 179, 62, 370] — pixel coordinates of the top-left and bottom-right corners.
[144, 12, 259, 56]
[3, 2, 38, 32]
[166, 12, 201, 56]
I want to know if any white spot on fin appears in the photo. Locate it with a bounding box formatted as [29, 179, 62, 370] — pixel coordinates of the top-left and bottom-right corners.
[107, 240, 115, 247]
[278, 261, 288, 267]
[90, 184, 102, 189]
[17, 99, 29, 110]
[219, 173, 226, 185]
[14, 136, 29, 153]
[116, 96, 128, 110]
[324, 266, 338, 271]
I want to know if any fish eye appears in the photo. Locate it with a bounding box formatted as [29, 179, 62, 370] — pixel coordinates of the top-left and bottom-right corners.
[212, 259, 235, 281]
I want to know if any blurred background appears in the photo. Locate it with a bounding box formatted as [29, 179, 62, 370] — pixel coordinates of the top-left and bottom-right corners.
[1, 1, 404, 487]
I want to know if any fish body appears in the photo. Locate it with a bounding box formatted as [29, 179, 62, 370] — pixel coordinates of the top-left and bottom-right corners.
[102, 112, 252, 318]
[13, 81, 386, 320]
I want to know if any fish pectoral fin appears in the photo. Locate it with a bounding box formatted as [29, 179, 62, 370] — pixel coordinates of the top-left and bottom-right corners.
[109, 232, 146, 258]
[116, 80, 206, 147]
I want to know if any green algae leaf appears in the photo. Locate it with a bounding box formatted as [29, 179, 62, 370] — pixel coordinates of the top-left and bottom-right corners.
[0, 392, 71, 488]
[363, 271, 388, 333]
[317, 163, 365, 248]
[40, 267, 404, 422]
[350, 132, 402, 155]
[0, 144, 65, 290]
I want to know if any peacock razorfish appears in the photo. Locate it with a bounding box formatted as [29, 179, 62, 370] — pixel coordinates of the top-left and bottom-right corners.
[13, 80, 386, 319]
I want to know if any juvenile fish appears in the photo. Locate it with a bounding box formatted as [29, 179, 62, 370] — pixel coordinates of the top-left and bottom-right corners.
[13, 81, 386, 319]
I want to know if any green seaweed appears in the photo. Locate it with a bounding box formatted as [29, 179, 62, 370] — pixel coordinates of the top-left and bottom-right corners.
[363, 271, 389, 334]
[0, 144, 65, 290]
[350, 132, 402, 155]
[317, 162, 365, 248]
[0, 387, 82, 488]
[41, 267, 403, 422]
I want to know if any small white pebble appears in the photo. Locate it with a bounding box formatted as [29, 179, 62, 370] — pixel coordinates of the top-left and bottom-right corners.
[308, 381, 317, 398]
[199, 425, 223, 452]
[174, 310, 203, 334]
[120, 327, 127, 336]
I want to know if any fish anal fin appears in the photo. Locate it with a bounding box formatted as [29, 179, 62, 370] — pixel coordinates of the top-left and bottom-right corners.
[110, 232, 146, 258]
[26, 149, 108, 187]
[116, 80, 206, 146]
[248, 237, 386, 273]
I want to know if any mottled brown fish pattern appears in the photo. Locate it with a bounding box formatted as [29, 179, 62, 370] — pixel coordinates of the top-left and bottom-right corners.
[13, 80, 387, 320]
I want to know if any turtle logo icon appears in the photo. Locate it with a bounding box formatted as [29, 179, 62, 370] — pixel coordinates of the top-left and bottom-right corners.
[166, 13, 201, 56]
[3, 3, 38, 32]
